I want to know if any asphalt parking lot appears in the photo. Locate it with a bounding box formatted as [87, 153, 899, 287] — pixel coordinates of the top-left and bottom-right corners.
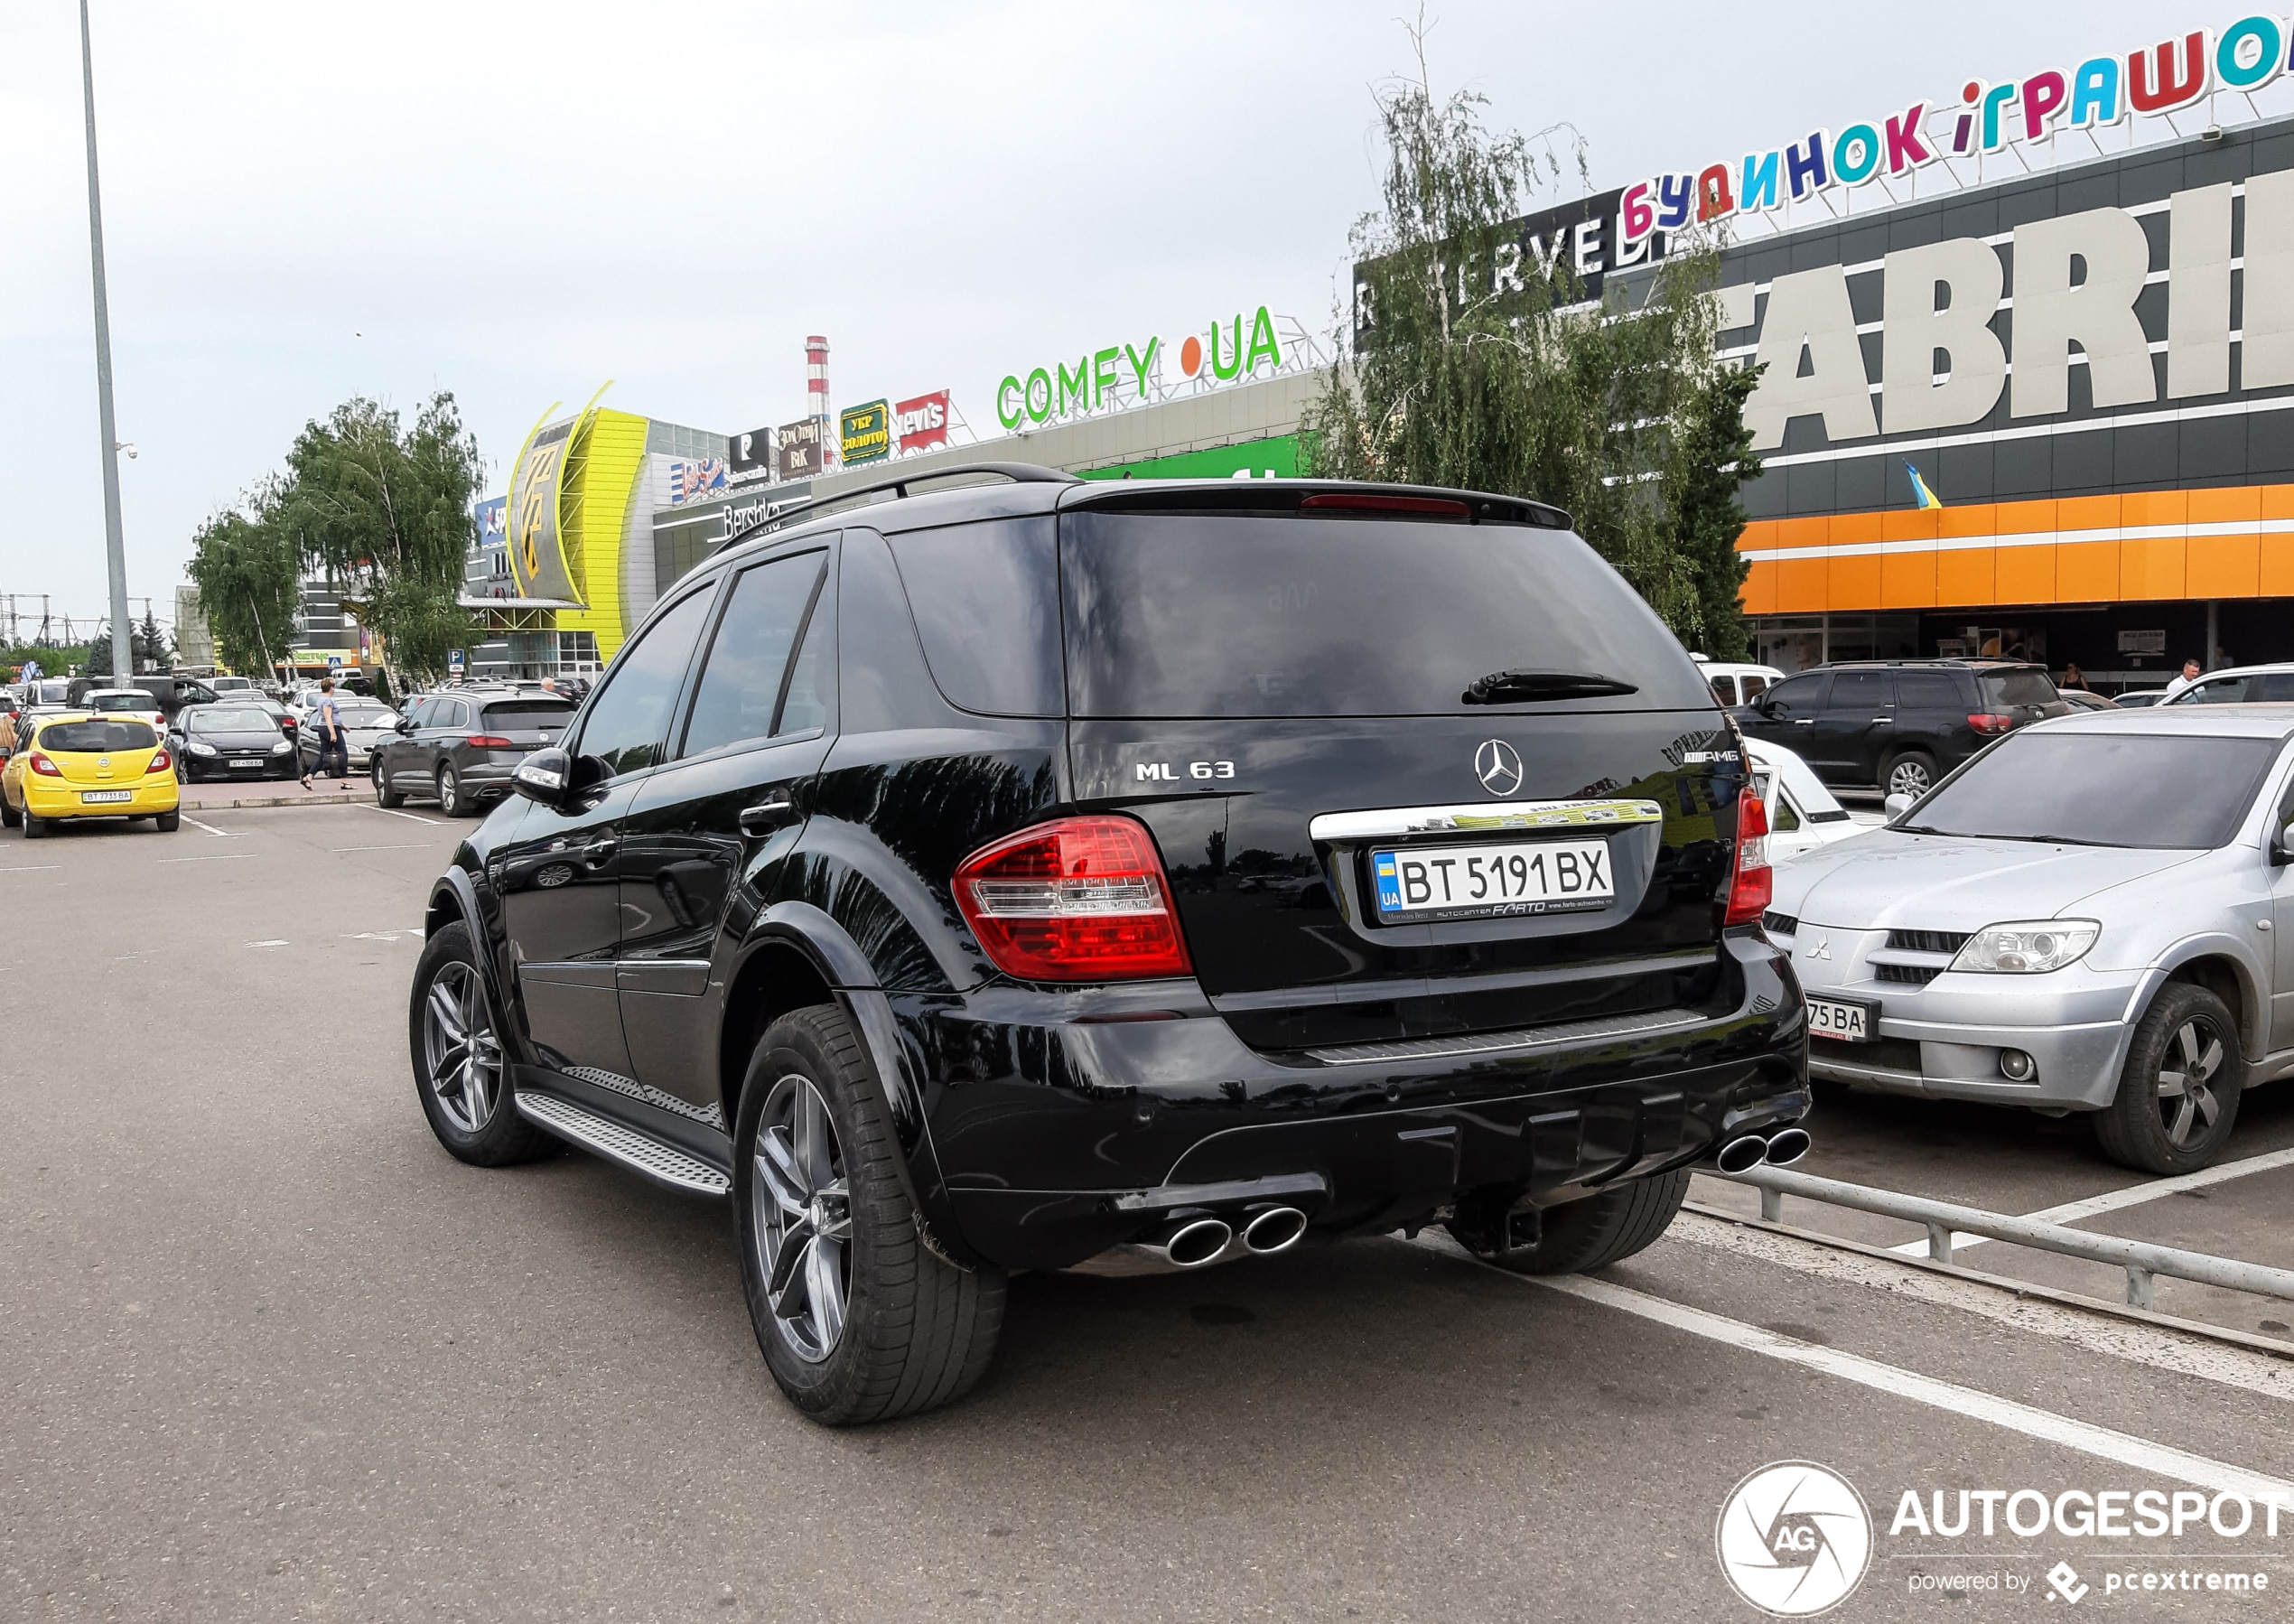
[6, 802, 2294, 1620]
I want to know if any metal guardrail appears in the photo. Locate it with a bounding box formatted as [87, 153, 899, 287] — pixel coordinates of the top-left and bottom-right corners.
[1719, 1165, 2294, 1311]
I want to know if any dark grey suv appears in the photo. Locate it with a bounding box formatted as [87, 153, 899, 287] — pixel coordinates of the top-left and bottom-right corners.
[371, 688, 575, 815]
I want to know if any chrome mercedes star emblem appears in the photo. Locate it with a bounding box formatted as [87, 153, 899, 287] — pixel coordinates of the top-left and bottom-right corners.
[1474, 739, 1524, 797]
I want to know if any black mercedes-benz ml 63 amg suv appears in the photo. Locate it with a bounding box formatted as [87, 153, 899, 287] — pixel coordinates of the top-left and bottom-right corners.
[410, 466, 1808, 1424]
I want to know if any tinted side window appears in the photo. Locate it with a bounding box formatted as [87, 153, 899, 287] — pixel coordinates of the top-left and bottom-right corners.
[441, 700, 471, 730]
[2176, 676, 2250, 705]
[778, 600, 834, 736]
[1709, 677, 1737, 705]
[1895, 671, 1965, 709]
[887, 518, 1060, 716]
[2261, 673, 2294, 703]
[680, 551, 827, 759]
[577, 587, 715, 778]
[1827, 671, 1892, 710]
[1980, 669, 2059, 707]
[1761, 674, 1826, 718]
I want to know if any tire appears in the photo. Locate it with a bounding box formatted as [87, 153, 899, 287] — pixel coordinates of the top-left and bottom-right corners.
[437, 763, 471, 817]
[734, 1004, 1006, 1425]
[1883, 749, 1938, 800]
[374, 761, 405, 808]
[0, 797, 17, 829]
[2094, 982, 2244, 1174]
[408, 922, 554, 1166]
[23, 809, 46, 840]
[1448, 1167, 1691, 1275]
[154, 810, 180, 833]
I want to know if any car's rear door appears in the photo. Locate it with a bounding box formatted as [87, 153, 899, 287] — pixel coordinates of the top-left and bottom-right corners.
[619, 543, 838, 1118]
[1058, 488, 1746, 1054]
[1809, 669, 1894, 784]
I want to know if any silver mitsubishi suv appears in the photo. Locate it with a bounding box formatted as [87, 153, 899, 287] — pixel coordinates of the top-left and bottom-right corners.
[1769, 705, 2294, 1172]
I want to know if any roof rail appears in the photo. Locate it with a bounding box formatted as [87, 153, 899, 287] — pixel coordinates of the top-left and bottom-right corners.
[713, 462, 1078, 554]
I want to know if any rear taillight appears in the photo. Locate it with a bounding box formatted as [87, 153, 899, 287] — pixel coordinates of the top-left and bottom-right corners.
[1722, 789, 1772, 929]
[466, 734, 516, 749]
[1968, 713, 2013, 735]
[27, 751, 61, 777]
[147, 750, 172, 774]
[954, 815, 1193, 981]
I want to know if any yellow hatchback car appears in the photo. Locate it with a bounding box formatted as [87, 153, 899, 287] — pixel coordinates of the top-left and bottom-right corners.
[1, 713, 181, 836]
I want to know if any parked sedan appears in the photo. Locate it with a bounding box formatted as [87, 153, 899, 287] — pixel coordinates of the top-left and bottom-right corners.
[370, 689, 575, 814]
[172, 705, 300, 781]
[1745, 739, 1864, 865]
[1768, 708, 2294, 1174]
[295, 700, 400, 773]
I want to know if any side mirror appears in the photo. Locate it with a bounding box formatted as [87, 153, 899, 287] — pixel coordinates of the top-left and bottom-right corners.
[393, 717, 414, 734]
[1884, 792, 1916, 818]
[2273, 823, 2294, 868]
[513, 746, 571, 806]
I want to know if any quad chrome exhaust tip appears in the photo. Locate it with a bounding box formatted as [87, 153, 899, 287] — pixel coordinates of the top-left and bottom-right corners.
[1154, 1216, 1235, 1268]
[1241, 1206, 1308, 1255]
[1762, 1127, 1812, 1167]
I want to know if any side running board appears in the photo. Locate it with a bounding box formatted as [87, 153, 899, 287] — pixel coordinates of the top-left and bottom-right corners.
[515, 1091, 731, 1198]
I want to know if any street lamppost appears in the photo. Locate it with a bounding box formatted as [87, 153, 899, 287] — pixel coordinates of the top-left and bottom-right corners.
[79, 0, 133, 683]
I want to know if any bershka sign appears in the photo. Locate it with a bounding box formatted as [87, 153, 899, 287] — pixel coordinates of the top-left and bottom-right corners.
[994, 303, 1307, 432]
[893, 390, 950, 456]
[1618, 13, 2286, 241]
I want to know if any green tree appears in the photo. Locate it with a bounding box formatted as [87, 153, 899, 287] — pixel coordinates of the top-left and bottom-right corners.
[186, 487, 303, 677]
[1302, 44, 1760, 653]
[275, 393, 477, 682]
[136, 606, 170, 671]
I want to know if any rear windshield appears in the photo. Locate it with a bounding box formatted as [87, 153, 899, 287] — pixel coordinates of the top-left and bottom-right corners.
[1901, 732, 2277, 849]
[193, 709, 275, 731]
[41, 721, 155, 752]
[1980, 669, 2058, 708]
[480, 702, 574, 730]
[89, 694, 151, 711]
[1060, 512, 1711, 717]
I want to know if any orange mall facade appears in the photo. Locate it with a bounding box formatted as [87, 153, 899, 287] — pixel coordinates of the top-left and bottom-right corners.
[1721, 111, 2294, 691]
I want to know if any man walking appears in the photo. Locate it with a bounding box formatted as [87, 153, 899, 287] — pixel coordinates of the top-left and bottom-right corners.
[303, 678, 349, 789]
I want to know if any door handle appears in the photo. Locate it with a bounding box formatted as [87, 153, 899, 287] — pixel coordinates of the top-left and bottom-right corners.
[580, 839, 618, 866]
[739, 793, 797, 836]
[1791, 718, 1814, 726]
[1870, 717, 1892, 724]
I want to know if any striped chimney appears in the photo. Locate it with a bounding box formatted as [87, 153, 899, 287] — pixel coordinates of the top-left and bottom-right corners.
[807, 335, 832, 467]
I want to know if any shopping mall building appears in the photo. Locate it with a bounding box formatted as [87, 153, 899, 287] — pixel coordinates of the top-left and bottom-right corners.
[459, 14, 2294, 694]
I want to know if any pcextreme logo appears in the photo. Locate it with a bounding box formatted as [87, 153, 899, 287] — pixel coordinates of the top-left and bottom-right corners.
[1717, 1461, 1875, 1617]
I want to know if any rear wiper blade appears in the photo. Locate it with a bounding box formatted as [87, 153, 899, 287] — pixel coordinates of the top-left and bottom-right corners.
[1461, 668, 1638, 705]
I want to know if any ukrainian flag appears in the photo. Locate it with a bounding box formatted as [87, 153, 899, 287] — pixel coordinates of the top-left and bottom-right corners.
[1905, 461, 1944, 511]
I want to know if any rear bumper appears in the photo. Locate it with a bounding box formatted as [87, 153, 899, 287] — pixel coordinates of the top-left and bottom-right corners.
[23, 779, 179, 817]
[919, 932, 1807, 1271]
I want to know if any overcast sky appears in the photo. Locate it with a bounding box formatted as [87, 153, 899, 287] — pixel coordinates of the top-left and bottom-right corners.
[0, 0, 2206, 630]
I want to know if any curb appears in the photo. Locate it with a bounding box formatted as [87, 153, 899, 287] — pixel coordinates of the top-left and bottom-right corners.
[182, 791, 378, 810]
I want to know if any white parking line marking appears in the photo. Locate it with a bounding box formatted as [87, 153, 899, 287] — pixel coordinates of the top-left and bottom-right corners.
[1677, 1212, 2294, 1401]
[1888, 1144, 2294, 1257]
[1504, 1264, 2294, 1501]
[158, 853, 251, 863]
[182, 817, 235, 837]
[247, 939, 289, 948]
[0, 864, 61, 873]
[331, 845, 424, 853]
[362, 804, 440, 826]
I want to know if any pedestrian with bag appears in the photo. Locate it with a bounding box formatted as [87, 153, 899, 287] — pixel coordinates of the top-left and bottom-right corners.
[302, 677, 349, 789]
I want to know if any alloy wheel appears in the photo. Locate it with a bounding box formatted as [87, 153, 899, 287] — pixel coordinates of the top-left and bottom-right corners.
[1886, 759, 1932, 798]
[2156, 1016, 2226, 1149]
[751, 1074, 852, 1364]
[423, 961, 502, 1133]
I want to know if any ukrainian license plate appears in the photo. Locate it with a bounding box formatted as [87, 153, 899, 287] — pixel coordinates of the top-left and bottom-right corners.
[232, 757, 261, 767]
[1806, 994, 1878, 1043]
[1372, 838, 1614, 920]
[80, 789, 132, 805]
